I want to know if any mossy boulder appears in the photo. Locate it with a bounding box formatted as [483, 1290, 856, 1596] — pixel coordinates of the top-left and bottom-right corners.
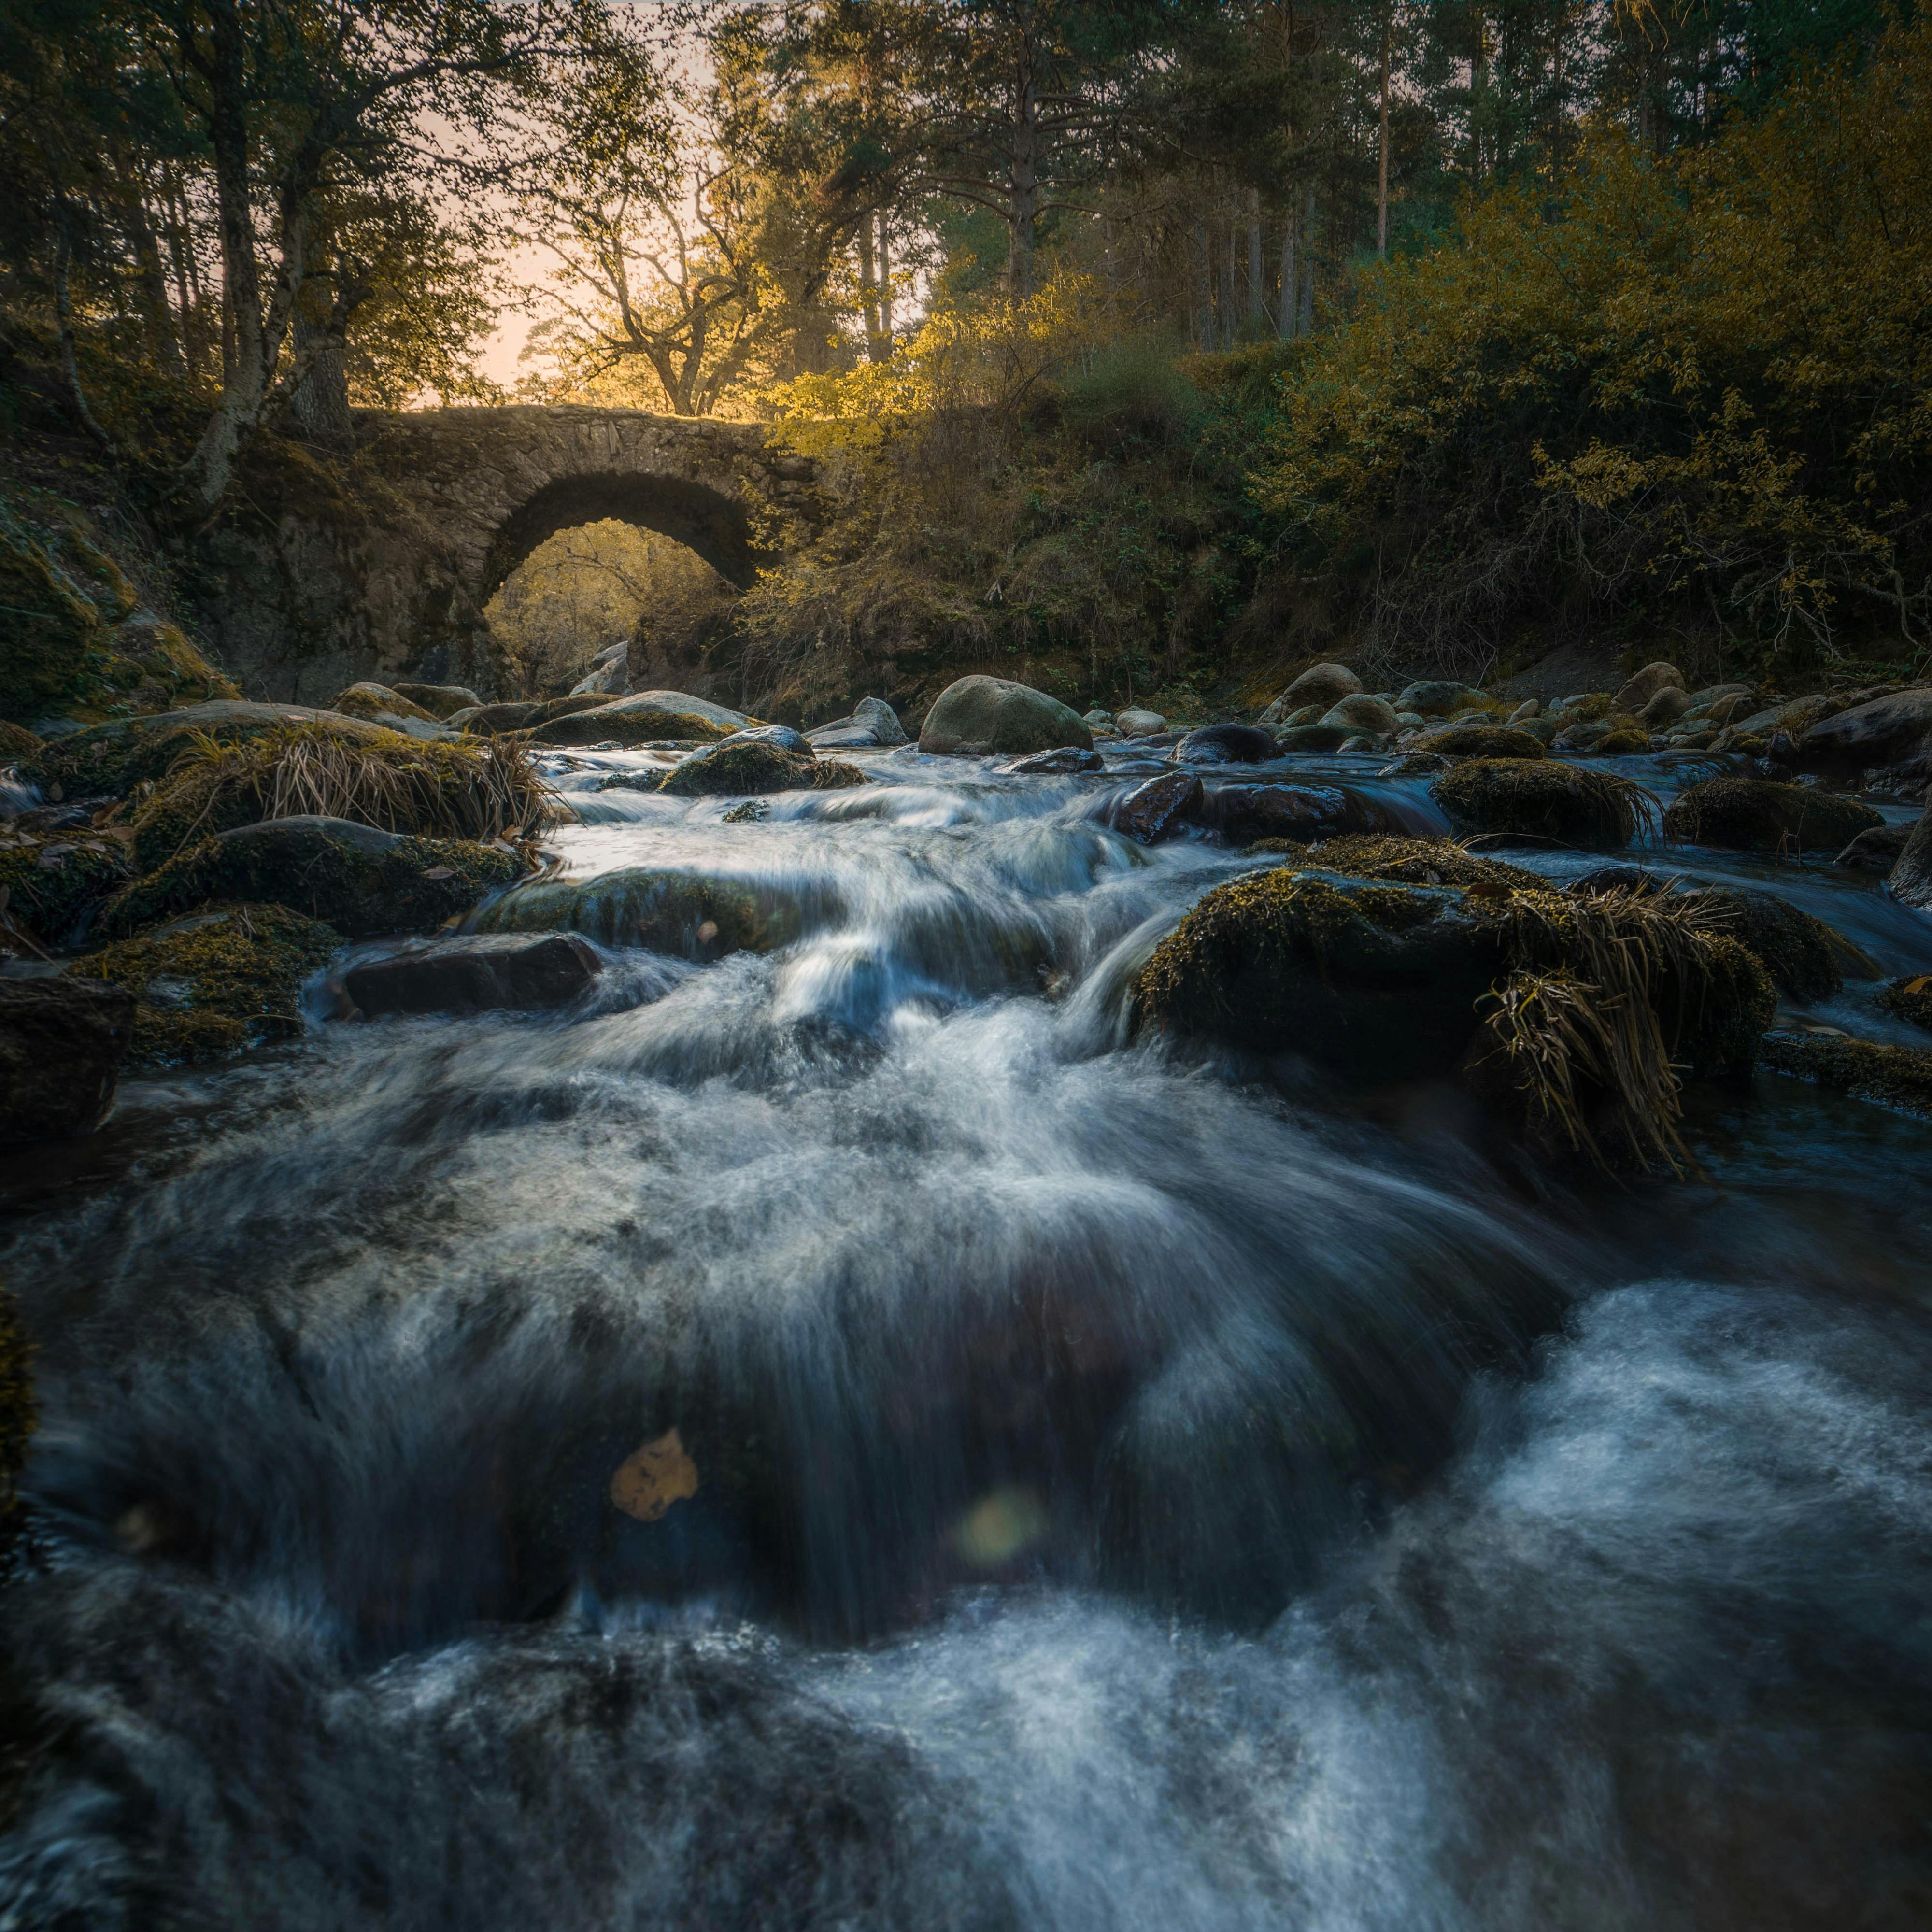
[1612, 662, 1685, 712]
[1301, 834, 1545, 890]
[1892, 808, 1932, 910]
[1433, 759, 1647, 849]
[529, 704, 731, 749]
[1760, 1031, 1932, 1121]
[390, 682, 483, 719]
[0, 722, 41, 761]
[68, 902, 339, 1066]
[1272, 724, 1352, 753]
[919, 676, 1093, 756]
[1662, 777, 1882, 852]
[1136, 869, 1510, 1080]
[0, 827, 133, 944]
[19, 701, 388, 800]
[1878, 976, 1932, 1031]
[446, 695, 609, 736]
[1279, 663, 1363, 713]
[332, 682, 440, 724]
[0, 517, 109, 724]
[0, 975, 134, 1144]
[657, 731, 866, 797]
[102, 816, 525, 940]
[478, 867, 804, 959]
[1593, 730, 1652, 755]
[1414, 724, 1548, 760]
[1395, 680, 1486, 718]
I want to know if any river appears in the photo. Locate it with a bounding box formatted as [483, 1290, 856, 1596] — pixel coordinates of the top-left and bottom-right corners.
[2, 740, 1930, 1929]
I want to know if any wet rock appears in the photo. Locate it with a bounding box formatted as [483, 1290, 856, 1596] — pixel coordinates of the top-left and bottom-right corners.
[1569, 865, 1666, 898]
[1662, 777, 1882, 852]
[1174, 724, 1277, 764]
[1201, 783, 1381, 846]
[1272, 724, 1351, 754]
[528, 696, 735, 748]
[1319, 695, 1400, 737]
[478, 867, 803, 958]
[1878, 975, 1932, 1031]
[1002, 746, 1105, 774]
[0, 975, 134, 1144]
[1834, 822, 1916, 873]
[103, 816, 524, 939]
[390, 682, 482, 719]
[1414, 724, 1548, 760]
[1796, 687, 1932, 777]
[1396, 680, 1484, 718]
[1893, 806, 1932, 909]
[1302, 833, 1543, 889]
[1081, 709, 1113, 729]
[919, 676, 1093, 756]
[1638, 686, 1694, 729]
[447, 695, 615, 737]
[657, 729, 857, 796]
[1433, 759, 1647, 849]
[344, 933, 603, 1016]
[854, 696, 908, 746]
[1593, 728, 1654, 755]
[1278, 664, 1363, 714]
[67, 902, 339, 1065]
[1378, 751, 1451, 776]
[1612, 662, 1685, 712]
[1136, 868, 1508, 1079]
[1697, 889, 1846, 1001]
[1115, 707, 1166, 736]
[332, 682, 440, 725]
[1760, 1031, 1932, 1120]
[1106, 770, 1201, 843]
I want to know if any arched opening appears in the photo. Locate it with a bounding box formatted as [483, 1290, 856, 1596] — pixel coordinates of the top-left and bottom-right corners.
[483, 518, 739, 700]
[479, 470, 766, 600]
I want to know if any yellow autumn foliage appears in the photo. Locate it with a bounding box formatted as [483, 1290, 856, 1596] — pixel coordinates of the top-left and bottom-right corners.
[1253, 11, 1932, 674]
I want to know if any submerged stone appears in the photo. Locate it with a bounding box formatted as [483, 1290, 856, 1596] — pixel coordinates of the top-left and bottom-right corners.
[1002, 746, 1104, 775]
[0, 975, 134, 1144]
[478, 866, 806, 958]
[658, 731, 861, 796]
[1200, 782, 1382, 846]
[1106, 770, 1201, 844]
[345, 933, 603, 1016]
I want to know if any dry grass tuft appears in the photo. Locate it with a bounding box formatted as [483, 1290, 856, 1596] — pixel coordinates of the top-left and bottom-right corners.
[133, 724, 563, 865]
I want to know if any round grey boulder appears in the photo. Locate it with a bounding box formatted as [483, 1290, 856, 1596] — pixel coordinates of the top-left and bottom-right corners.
[919, 677, 1094, 756]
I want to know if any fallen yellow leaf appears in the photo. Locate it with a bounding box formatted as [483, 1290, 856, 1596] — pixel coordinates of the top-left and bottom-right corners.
[609, 1427, 699, 1521]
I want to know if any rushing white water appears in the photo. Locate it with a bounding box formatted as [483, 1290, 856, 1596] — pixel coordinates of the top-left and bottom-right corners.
[3, 743, 1931, 1930]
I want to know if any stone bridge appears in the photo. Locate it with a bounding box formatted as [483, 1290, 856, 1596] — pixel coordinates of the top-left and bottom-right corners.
[195, 405, 819, 704]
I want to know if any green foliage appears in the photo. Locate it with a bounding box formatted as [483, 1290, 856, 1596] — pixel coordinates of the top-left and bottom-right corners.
[1250, 14, 1932, 679]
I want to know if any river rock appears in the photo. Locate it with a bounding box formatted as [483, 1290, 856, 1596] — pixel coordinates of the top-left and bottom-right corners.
[1106, 771, 1202, 843]
[919, 677, 1093, 756]
[0, 975, 135, 1145]
[1834, 822, 1917, 873]
[102, 815, 525, 939]
[344, 933, 603, 1016]
[567, 657, 628, 698]
[1638, 686, 1694, 728]
[478, 867, 803, 958]
[1396, 681, 1484, 718]
[1174, 724, 1277, 764]
[657, 729, 857, 797]
[1433, 759, 1644, 849]
[1200, 783, 1382, 845]
[1002, 747, 1105, 774]
[1892, 807, 1932, 909]
[854, 696, 908, 746]
[530, 698, 733, 747]
[1797, 687, 1932, 780]
[1279, 664, 1362, 713]
[390, 682, 482, 719]
[1320, 695, 1400, 737]
[1414, 724, 1548, 760]
[1506, 700, 1539, 723]
[1662, 777, 1882, 852]
[1760, 1030, 1932, 1120]
[1135, 869, 1509, 1080]
[1115, 708, 1166, 736]
[1613, 662, 1685, 712]
[1272, 724, 1351, 754]
[807, 697, 908, 751]
[331, 682, 440, 725]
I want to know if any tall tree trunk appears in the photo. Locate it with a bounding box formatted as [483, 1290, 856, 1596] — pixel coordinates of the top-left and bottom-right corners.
[1299, 188, 1316, 332]
[1279, 220, 1297, 340]
[876, 214, 893, 349]
[1191, 224, 1214, 351]
[1008, 26, 1040, 298]
[1219, 192, 1237, 346]
[1378, 7, 1392, 259]
[288, 304, 352, 445]
[855, 217, 885, 362]
[125, 184, 185, 375]
[1247, 187, 1264, 325]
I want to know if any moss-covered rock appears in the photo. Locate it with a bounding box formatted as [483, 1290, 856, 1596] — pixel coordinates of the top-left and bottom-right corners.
[529, 705, 732, 749]
[0, 722, 43, 762]
[1136, 868, 1509, 1080]
[390, 682, 483, 719]
[0, 827, 133, 944]
[0, 1275, 33, 1580]
[102, 816, 526, 940]
[812, 759, 867, 790]
[918, 676, 1094, 756]
[657, 731, 866, 797]
[0, 516, 108, 724]
[1433, 759, 1647, 849]
[1878, 976, 1932, 1031]
[1272, 724, 1352, 753]
[1413, 724, 1548, 760]
[332, 682, 440, 724]
[1760, 1031, 1932, 1120]
[1593, 729, 1652, 755]
[1662, 777, 1883, 852]
[1707, 890, 1844, 1002]
[68, 902, 340, 1065]
[477, 866, 804, 958]
[1299, 833, 1545, 890]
